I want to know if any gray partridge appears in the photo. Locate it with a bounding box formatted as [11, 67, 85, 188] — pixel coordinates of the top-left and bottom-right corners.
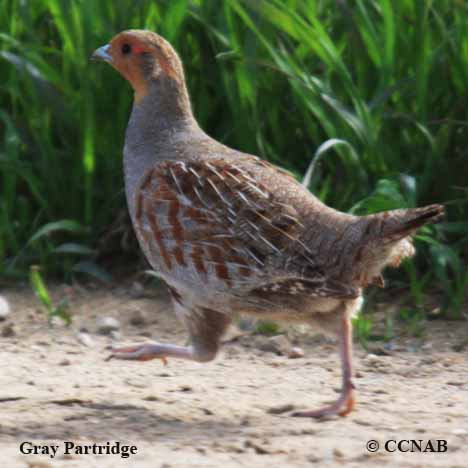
[91, 30, 444, 418]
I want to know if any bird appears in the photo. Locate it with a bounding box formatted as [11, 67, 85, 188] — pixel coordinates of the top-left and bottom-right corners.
[91, 30, 444, 418]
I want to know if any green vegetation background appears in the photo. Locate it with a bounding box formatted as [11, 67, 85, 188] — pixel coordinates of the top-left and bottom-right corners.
[1, 1, 467, 317]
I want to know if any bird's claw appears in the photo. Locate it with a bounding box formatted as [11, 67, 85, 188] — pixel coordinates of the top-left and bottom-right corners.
[291, 392, 355, 419]
[105, 343, 168, 364]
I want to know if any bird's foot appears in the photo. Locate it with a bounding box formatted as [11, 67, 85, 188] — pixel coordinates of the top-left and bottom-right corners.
[105, 342, 168, 364]
[292, 388, 355, 419]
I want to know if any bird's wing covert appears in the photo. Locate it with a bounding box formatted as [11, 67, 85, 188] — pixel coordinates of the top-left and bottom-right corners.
[135, 159, 358, 298]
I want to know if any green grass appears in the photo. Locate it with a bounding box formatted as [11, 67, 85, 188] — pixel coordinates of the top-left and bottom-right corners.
[30, 265, 72, 325]
[1, 0, 467, 316]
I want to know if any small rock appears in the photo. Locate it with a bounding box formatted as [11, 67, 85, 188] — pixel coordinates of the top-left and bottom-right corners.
[266, 359, 284, 368]
[143, 395, 160, 401]
[0, 296, 10, 321]
[35, 340, 50, 347]
[366, 344, 393, 356]
[267, 403, 295, 414]
[129, 281, 145, 298]
[75, 331, 94, 347]
[223, 346, 241, 358]
[109, 330, 122, 341]
[179, 385, 192, 392]
[256, 335, 291, 355]
[125, 379, 145, 388]
[288, 346, 304, 359]
[452, 338, 468, 352]
[221, 441, 244, 453]
[384, 341, 398, 351]
[128, 309, 147, 327]
[244, 440, 270, 454]
[50, 316, 67, 327]
[366, 353, 379, 360]
[333, 448, 344, 458]
[289, 428, 317, 436]
[1, 323, 16, 337]
[446, 381, 464, 387]
[96, 316, 120, 335]
[58, 359, 71, 366]
[420, 357, 436, 365]
[26, 461, 53, 468]
[353, 419, 372, 426]
[365, 353, 382, 365]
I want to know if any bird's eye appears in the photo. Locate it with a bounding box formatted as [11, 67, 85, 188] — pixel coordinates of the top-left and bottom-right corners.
[121, 43, 131, 55]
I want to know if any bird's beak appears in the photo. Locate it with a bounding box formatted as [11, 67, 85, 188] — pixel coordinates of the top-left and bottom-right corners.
[90, 44, 112, 63]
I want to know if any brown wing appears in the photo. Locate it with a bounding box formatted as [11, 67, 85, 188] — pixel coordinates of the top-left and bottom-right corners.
[134, 158, 357, 298]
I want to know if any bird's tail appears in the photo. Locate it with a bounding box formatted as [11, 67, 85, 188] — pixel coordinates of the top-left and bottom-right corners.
[376, 204, 445, 242]
[348, 204, 444, 288]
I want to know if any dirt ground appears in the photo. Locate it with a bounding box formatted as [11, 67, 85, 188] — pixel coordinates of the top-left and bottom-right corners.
[0, 282, 467, 468]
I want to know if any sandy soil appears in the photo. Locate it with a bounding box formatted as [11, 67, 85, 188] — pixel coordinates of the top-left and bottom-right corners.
[0, 282, 467, 468]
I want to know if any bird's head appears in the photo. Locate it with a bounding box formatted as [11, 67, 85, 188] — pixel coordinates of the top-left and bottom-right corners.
[91, 30, 185, 104]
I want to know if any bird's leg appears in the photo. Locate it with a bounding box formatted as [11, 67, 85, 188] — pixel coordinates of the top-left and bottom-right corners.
[292, 312, 355, 418]
[106, 307, 231, 364]
[106, 343, 191, 363]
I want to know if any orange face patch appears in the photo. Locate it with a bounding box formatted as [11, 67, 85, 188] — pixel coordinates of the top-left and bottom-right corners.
[107, 32, 179, 103]
[108, 35, 151, 103]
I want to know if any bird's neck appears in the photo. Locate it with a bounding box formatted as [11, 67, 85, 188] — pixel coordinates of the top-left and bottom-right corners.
[130, 75, 198, 134]
[123, 76, 203, 220]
